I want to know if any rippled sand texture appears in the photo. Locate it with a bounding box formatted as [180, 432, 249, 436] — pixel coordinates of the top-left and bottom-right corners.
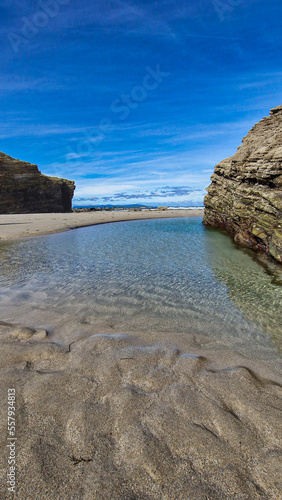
[0, 322, 281, 499]
[1, 218, 281, 498]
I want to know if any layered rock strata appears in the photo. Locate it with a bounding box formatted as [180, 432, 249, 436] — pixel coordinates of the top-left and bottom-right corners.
[204, 105, 282, 263]
[0, 152, 75, 213]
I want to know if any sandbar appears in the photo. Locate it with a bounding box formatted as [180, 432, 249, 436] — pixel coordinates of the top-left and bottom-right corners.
[0, 208, 204, 240]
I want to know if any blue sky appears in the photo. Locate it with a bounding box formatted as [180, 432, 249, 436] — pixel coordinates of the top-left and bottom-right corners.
[1, 0, 282, 206]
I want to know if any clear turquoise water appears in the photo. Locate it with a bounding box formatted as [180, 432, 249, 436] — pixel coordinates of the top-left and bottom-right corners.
[0, 217, 281, 350]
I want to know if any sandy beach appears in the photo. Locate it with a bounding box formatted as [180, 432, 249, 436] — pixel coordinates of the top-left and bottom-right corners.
[0, 316, 281, 499]
[0, 209, 281, 499]
[0, 209, 204, 240]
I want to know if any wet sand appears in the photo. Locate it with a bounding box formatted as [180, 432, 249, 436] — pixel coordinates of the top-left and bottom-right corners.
[0, 208, 281, 498]
[0, 317, 281, 499]
[0, 209, 203, 240]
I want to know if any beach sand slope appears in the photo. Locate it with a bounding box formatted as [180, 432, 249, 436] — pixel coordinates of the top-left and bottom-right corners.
[0, 321, 281, 499]
[0, 209, 203, 240]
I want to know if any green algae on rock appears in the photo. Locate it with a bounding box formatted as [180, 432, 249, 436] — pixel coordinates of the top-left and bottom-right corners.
[203, 105, 282, 263]
[0, 151, 75, 213]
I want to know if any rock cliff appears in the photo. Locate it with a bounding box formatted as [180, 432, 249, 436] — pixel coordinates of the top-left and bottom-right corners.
[0, 152, 75, 213]
[204, 105, 282, 263]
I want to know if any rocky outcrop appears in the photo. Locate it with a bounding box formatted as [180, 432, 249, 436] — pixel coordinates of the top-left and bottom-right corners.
[0, 152, 75, 213]
[204, 105, 282, 263]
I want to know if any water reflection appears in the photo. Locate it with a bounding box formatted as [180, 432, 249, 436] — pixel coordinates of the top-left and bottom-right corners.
[0, 218, 281, 350]
[204, 226, 282, 348]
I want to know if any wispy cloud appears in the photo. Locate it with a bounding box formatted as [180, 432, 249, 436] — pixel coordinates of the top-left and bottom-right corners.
[102, 185, 200, 201]
[234, 71, 282, 90]
[134, 119, 257, 144]
[0, 76, 60, 92]
[1, 0, 281, 208]
[74, 184, 204, 205]
[0, 124, 95, 140]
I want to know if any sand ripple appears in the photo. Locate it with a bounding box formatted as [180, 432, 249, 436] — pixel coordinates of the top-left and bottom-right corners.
[0, 322, 281, 499]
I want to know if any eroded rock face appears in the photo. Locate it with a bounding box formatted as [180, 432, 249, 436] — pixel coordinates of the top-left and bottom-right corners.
[0, 152, 75, 213]
[203, 105, 282, 263]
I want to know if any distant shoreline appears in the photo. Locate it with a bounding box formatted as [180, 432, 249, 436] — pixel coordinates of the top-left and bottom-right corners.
[0, 208, 204, 240]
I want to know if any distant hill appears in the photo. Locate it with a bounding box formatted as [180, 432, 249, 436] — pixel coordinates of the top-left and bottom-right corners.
[73, 203, 204, 209]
